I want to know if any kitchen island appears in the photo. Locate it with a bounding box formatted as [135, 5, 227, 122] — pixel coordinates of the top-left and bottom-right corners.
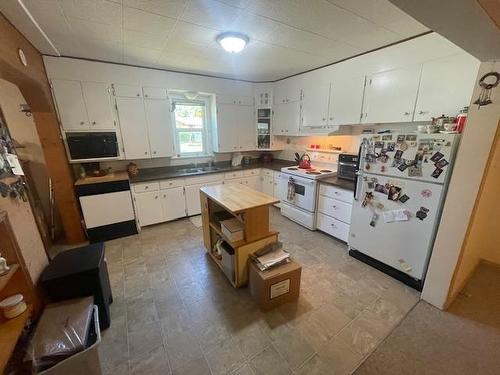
[200, 184, 279, 287]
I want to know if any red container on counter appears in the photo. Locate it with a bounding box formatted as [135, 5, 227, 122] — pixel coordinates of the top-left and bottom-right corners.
[456, 107, 468, 133]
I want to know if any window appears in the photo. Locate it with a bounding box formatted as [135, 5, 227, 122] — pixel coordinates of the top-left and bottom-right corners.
[172, 95, 211, 157]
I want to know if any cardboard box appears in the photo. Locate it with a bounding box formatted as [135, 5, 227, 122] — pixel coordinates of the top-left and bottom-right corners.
[220, 218, 244, 242]
[249, 259, 301, 311]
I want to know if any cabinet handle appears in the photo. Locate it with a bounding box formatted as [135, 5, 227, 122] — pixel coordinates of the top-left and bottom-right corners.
[145, 94, 148, 97]
[136, 93, 140, 97]
[322, 118, 326, 121]
[332, 205, 337, 209]
[145, 186, 149, 189]
[163, 194, 166, 198]
[404, 111, 411, 116]
[418, 110, 428, 115]
[329, 117, 333, 121]
[80, 121, 85, 125]
[155, 196, 158, 199]
[330, 223, 336, 228]
[144, 151, 148, 155]
[153, 151, 157, 154]
[92, 121, 96, 125]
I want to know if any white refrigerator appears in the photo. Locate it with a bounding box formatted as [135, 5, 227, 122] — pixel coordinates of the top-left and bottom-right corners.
[348, 132, 460, 289]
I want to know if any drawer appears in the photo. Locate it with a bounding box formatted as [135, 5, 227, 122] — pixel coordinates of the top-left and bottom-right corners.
[160, 178, 184, 189]
[319, 184, 353, 204]
[225, 170, 244, 179]
[261, 169, 274, 177]
[318, 196, 352, 224]
[243, 169, 260, 177]
[185, 173, 224, 185]
[133, 181, 159, 193]
[316, 213, 350, 242]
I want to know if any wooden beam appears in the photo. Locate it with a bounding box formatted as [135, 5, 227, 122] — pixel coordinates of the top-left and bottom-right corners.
[0, 14, 85, 244]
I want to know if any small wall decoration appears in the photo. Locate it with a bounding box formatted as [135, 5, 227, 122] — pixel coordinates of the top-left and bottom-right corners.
[473, 71, 499, 108]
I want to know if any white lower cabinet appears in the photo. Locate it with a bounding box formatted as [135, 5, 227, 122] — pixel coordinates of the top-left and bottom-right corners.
[134, 183, 187, 227]
[161, 187, 186, 221]
[261, 174, 274, 196]
[273, 172, 281, 200]
[316, 183, 353, 241]
[185, 181, 221, 216]
[134, 190, 164, 227]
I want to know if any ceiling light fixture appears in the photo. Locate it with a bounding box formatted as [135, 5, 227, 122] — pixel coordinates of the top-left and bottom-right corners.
[216, 32, 249, 53]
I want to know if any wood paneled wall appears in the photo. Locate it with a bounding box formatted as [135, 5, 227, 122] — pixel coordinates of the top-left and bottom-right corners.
[0, 14, 85, 244]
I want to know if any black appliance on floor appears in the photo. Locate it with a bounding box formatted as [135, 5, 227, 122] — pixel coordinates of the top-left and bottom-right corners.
[40, 242, 113, 329]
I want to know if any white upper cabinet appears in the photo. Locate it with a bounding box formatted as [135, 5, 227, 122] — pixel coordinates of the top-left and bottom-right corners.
[115, 97, 150, 159]
[215, 102, 240, 152]
[329, 75, 365, 126]
[215, 97, 255, 152]
[272, 101, 300, 135]
[362, 65, 421, 124]
[51, 79, 89, 131]
[414, 53, 480, 121]
[113, 84, 142, 98]
[144, 99, 175, 158]
[143, 87, 167, 99]
[273, 80, 300, 104]
[81, 82, 115, 129]
[255, 89, 272, 108]
[301, 83, 330, 128]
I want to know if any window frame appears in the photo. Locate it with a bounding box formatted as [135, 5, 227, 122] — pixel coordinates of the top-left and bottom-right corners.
[170, 93, 213, 158]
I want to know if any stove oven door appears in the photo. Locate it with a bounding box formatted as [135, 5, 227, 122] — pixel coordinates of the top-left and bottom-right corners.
[279, 173, 317, 212]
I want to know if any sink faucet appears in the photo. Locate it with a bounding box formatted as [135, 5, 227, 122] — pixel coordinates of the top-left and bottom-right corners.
[208, 157, 215, 167]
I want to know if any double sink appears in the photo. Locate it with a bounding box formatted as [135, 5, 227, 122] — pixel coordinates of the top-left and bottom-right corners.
[176, 166, 221, 174]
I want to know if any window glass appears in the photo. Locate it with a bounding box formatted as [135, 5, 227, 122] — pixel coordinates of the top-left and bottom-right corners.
[173, 100, 208, 156]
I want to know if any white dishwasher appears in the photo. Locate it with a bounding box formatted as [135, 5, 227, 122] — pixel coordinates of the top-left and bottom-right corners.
[76, 178, 137, 242]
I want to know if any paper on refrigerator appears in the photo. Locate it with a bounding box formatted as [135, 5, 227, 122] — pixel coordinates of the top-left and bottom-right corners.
[383, 209, 409, 223]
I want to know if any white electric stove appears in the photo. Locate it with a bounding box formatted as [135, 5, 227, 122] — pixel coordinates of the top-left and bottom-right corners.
[279, 151, 340, 229]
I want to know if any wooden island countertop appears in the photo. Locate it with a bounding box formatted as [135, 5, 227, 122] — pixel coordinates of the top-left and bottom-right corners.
[200, 184, 279, 214]
[200, 184, 279, 287]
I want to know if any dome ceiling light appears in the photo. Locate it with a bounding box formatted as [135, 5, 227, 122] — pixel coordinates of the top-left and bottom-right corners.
[216, 32, 249, 53]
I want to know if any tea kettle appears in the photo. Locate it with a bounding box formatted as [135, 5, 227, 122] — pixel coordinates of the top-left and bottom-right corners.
[298, 153, 311, 169]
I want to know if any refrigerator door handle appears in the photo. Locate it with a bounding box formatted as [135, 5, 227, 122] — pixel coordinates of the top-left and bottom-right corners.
[353, 144, 363, 200]
[354, 173, 364, 201]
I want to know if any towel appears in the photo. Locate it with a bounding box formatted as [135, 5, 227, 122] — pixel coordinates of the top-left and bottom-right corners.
[287, 177, 295, 201]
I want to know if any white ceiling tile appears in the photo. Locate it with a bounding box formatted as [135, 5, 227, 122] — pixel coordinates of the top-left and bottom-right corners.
[59, 0, 122, 25]
[124, 29, 169, 49]
[4, 0, 433, 80]
[180, 0, 242, 31]
[122, 0, 188, 18]
[123, 6, 177, 35]
[67, 17, 122, 43]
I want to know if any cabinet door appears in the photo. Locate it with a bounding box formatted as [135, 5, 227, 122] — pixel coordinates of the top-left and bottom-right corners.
[161, 187, 186, 221]
[143, 87, 167, 99]
[247, 176, 261, 191]
[113, 84, 142, 98]
[329, 75, 365, 125]
[301, 83, 330, 128]
[273, 173, 281, 199]
[116, 97, 151, 159]
[238, 105, 256, 151]
[414, 54, 480, 121]
[135, 191, 164, 226]
[273, 101, 301, 135]
[185, 184, 202, 216]
[51, 79, 89, 130]
[82, 82, 115, 129]
[216, 103, 240, 152]
[144, 99, 174, 158]
[363, 65, 421, 123]
[261, 175, 274, 196]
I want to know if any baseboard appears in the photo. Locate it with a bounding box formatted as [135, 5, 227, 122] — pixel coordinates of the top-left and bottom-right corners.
[349, 249, 423, 291]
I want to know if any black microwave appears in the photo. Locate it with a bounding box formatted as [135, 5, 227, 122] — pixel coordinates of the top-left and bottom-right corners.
[66, 132, 119, 161]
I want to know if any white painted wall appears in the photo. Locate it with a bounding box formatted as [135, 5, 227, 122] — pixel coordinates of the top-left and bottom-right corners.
[421, 61, 500, 308]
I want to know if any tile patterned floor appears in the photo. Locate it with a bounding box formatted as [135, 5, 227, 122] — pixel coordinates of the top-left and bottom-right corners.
[100, 208, 419, 375]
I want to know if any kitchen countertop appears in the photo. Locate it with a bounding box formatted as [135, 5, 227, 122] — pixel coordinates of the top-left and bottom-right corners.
[318, 176, 356, 191]
[74, 171, 129, 186]
[129, 159, 296, 183]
